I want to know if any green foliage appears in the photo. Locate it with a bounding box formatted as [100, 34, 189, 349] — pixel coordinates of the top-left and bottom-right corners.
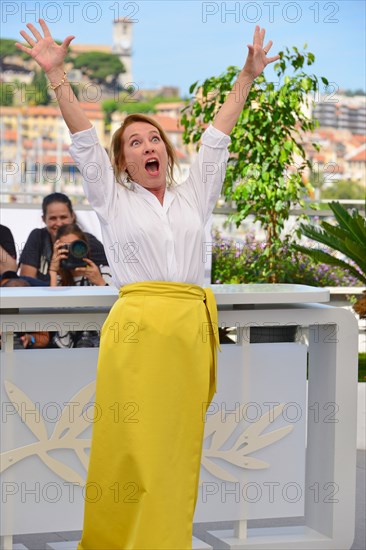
[211, 229, 360, 286]
[119, 95, 182, 113]
[30, 70, 50, 105]
[102, 95, 183, 117]
[69, 82, 79, 99]
[308, 166, 325, 191]
[72, 52, 124, 85]
[294, 201, 366, 284]
[119, 101, 158, 114]
[102, 98, 119, 125]
[0, 38, 29, 60]
[0, 82, 14, 106]
[151, 96, 186, 104]
[321, 179, 365, 200]
[101, 97, 155, 118]
[343, 89, 366, 97]
[1, 39, 75, 106]
[1, 38, 66, 61]
[359, 353, 366, 383]
[182, 46, 326, 281]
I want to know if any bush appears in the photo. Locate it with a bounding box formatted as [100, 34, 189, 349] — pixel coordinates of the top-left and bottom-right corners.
[211, 230, 361, 287]
[359, 353, 366, 383]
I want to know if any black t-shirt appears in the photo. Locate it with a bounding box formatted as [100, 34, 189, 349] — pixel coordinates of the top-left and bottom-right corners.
[19, 227, 108, 283]
[0, 224, 17, 259]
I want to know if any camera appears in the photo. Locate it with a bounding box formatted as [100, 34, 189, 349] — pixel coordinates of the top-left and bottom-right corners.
[60, 240, 88, 270]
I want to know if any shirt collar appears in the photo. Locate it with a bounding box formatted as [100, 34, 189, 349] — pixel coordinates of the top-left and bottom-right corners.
[130, 181, 175, 213]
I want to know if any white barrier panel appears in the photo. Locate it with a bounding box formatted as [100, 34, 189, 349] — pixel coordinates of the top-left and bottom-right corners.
[1, 349, 96, 535]
[0, 284, 358, 550]
[195, 343, 307, 522]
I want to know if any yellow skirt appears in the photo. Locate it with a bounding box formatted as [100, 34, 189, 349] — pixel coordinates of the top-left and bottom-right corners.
[77, 282, 219, 550]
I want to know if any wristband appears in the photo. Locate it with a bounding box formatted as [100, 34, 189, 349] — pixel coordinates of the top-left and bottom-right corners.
[29, 335, 36, 347]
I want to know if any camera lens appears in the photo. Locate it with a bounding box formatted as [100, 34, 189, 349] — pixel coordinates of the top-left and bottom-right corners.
[69, 240, 88, 258]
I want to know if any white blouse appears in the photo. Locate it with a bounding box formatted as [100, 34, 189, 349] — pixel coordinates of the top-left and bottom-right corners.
[69, 125, 231, 288]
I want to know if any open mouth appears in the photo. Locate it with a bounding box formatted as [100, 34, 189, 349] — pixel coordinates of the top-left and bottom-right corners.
[145, 158, 160, 176]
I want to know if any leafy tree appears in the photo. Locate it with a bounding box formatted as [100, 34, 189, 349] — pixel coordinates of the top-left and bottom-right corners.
[102, 95, 183, 120]
[343, 89, 366, 97]
[119, 101, 158, 114]
[321, 179, 365, 200]
[30, 70, 50, 105]
[0, 82, 14, 106]
[121, 95, 182, 113]
[72, 52, 124, 86]
[308, 166, 325, 197]
[103, 99, 158, 120]
[0, 38, 29, 60]
[181, 46, 327, 282]
[69, 82, 79, 99]
[102, 98, 122, 126]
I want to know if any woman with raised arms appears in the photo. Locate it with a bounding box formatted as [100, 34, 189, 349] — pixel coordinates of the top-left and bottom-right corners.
[16, 20, 279, 550]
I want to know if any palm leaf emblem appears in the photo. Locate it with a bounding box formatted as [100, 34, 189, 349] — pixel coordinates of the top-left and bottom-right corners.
[201, 403, 293, 482]
[1, 380, 96, 485]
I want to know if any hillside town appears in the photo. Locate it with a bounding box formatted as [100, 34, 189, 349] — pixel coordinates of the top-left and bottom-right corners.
[1, 18, 365, 203]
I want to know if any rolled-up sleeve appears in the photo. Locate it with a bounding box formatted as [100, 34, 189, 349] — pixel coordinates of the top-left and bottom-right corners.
[184, 125, 231, 224]
[69, 126, 117, 224]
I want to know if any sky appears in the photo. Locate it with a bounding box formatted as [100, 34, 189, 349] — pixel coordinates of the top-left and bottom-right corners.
[2, 0, 366, 97]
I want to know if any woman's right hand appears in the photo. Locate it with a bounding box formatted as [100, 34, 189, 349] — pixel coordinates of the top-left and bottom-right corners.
[49, 239, 68, 273]
[15, 19, 74, 75]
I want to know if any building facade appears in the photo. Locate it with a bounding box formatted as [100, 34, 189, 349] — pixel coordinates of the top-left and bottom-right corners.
[112, 18, 133, 88]
[312, 93, 366, 135]
[1, 104, 105, 198]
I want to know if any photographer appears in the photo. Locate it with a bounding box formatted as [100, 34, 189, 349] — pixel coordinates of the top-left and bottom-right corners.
[49, 223, 111, 349]
[49, 223, 110, 287]
[19, 192, 108, 284]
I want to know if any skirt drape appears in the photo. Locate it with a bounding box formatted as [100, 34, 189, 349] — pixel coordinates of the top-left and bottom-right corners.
[77, 281, 219, 550]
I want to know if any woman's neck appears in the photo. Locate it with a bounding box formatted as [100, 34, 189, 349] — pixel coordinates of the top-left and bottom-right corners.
[143, 183, 166, 205]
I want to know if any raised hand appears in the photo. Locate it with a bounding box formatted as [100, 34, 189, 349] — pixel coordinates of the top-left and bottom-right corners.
[213, 26, 280, 135]
[15, 19, 74, 75]
[16, 19, 92, 134]
[243, 25, 280, 79]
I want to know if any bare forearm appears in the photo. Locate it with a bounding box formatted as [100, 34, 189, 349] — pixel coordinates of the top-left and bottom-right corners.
[49, 269, 58, 286]
[47, 67, 92, 134]
[213, 70, 254, 136]
[19, 264, 37, 278]
[0, 245, 17, 274]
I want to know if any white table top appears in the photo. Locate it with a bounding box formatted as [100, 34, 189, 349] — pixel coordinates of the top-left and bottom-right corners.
[209, 283, 329, 304]
[0, 284, 329, 310]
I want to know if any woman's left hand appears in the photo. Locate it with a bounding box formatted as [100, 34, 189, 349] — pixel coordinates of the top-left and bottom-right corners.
[75, 258, 106, 286]
[242, 25, 280, 79]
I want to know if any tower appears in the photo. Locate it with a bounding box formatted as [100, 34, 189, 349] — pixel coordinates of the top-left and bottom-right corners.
[112, 18, 133, 89]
